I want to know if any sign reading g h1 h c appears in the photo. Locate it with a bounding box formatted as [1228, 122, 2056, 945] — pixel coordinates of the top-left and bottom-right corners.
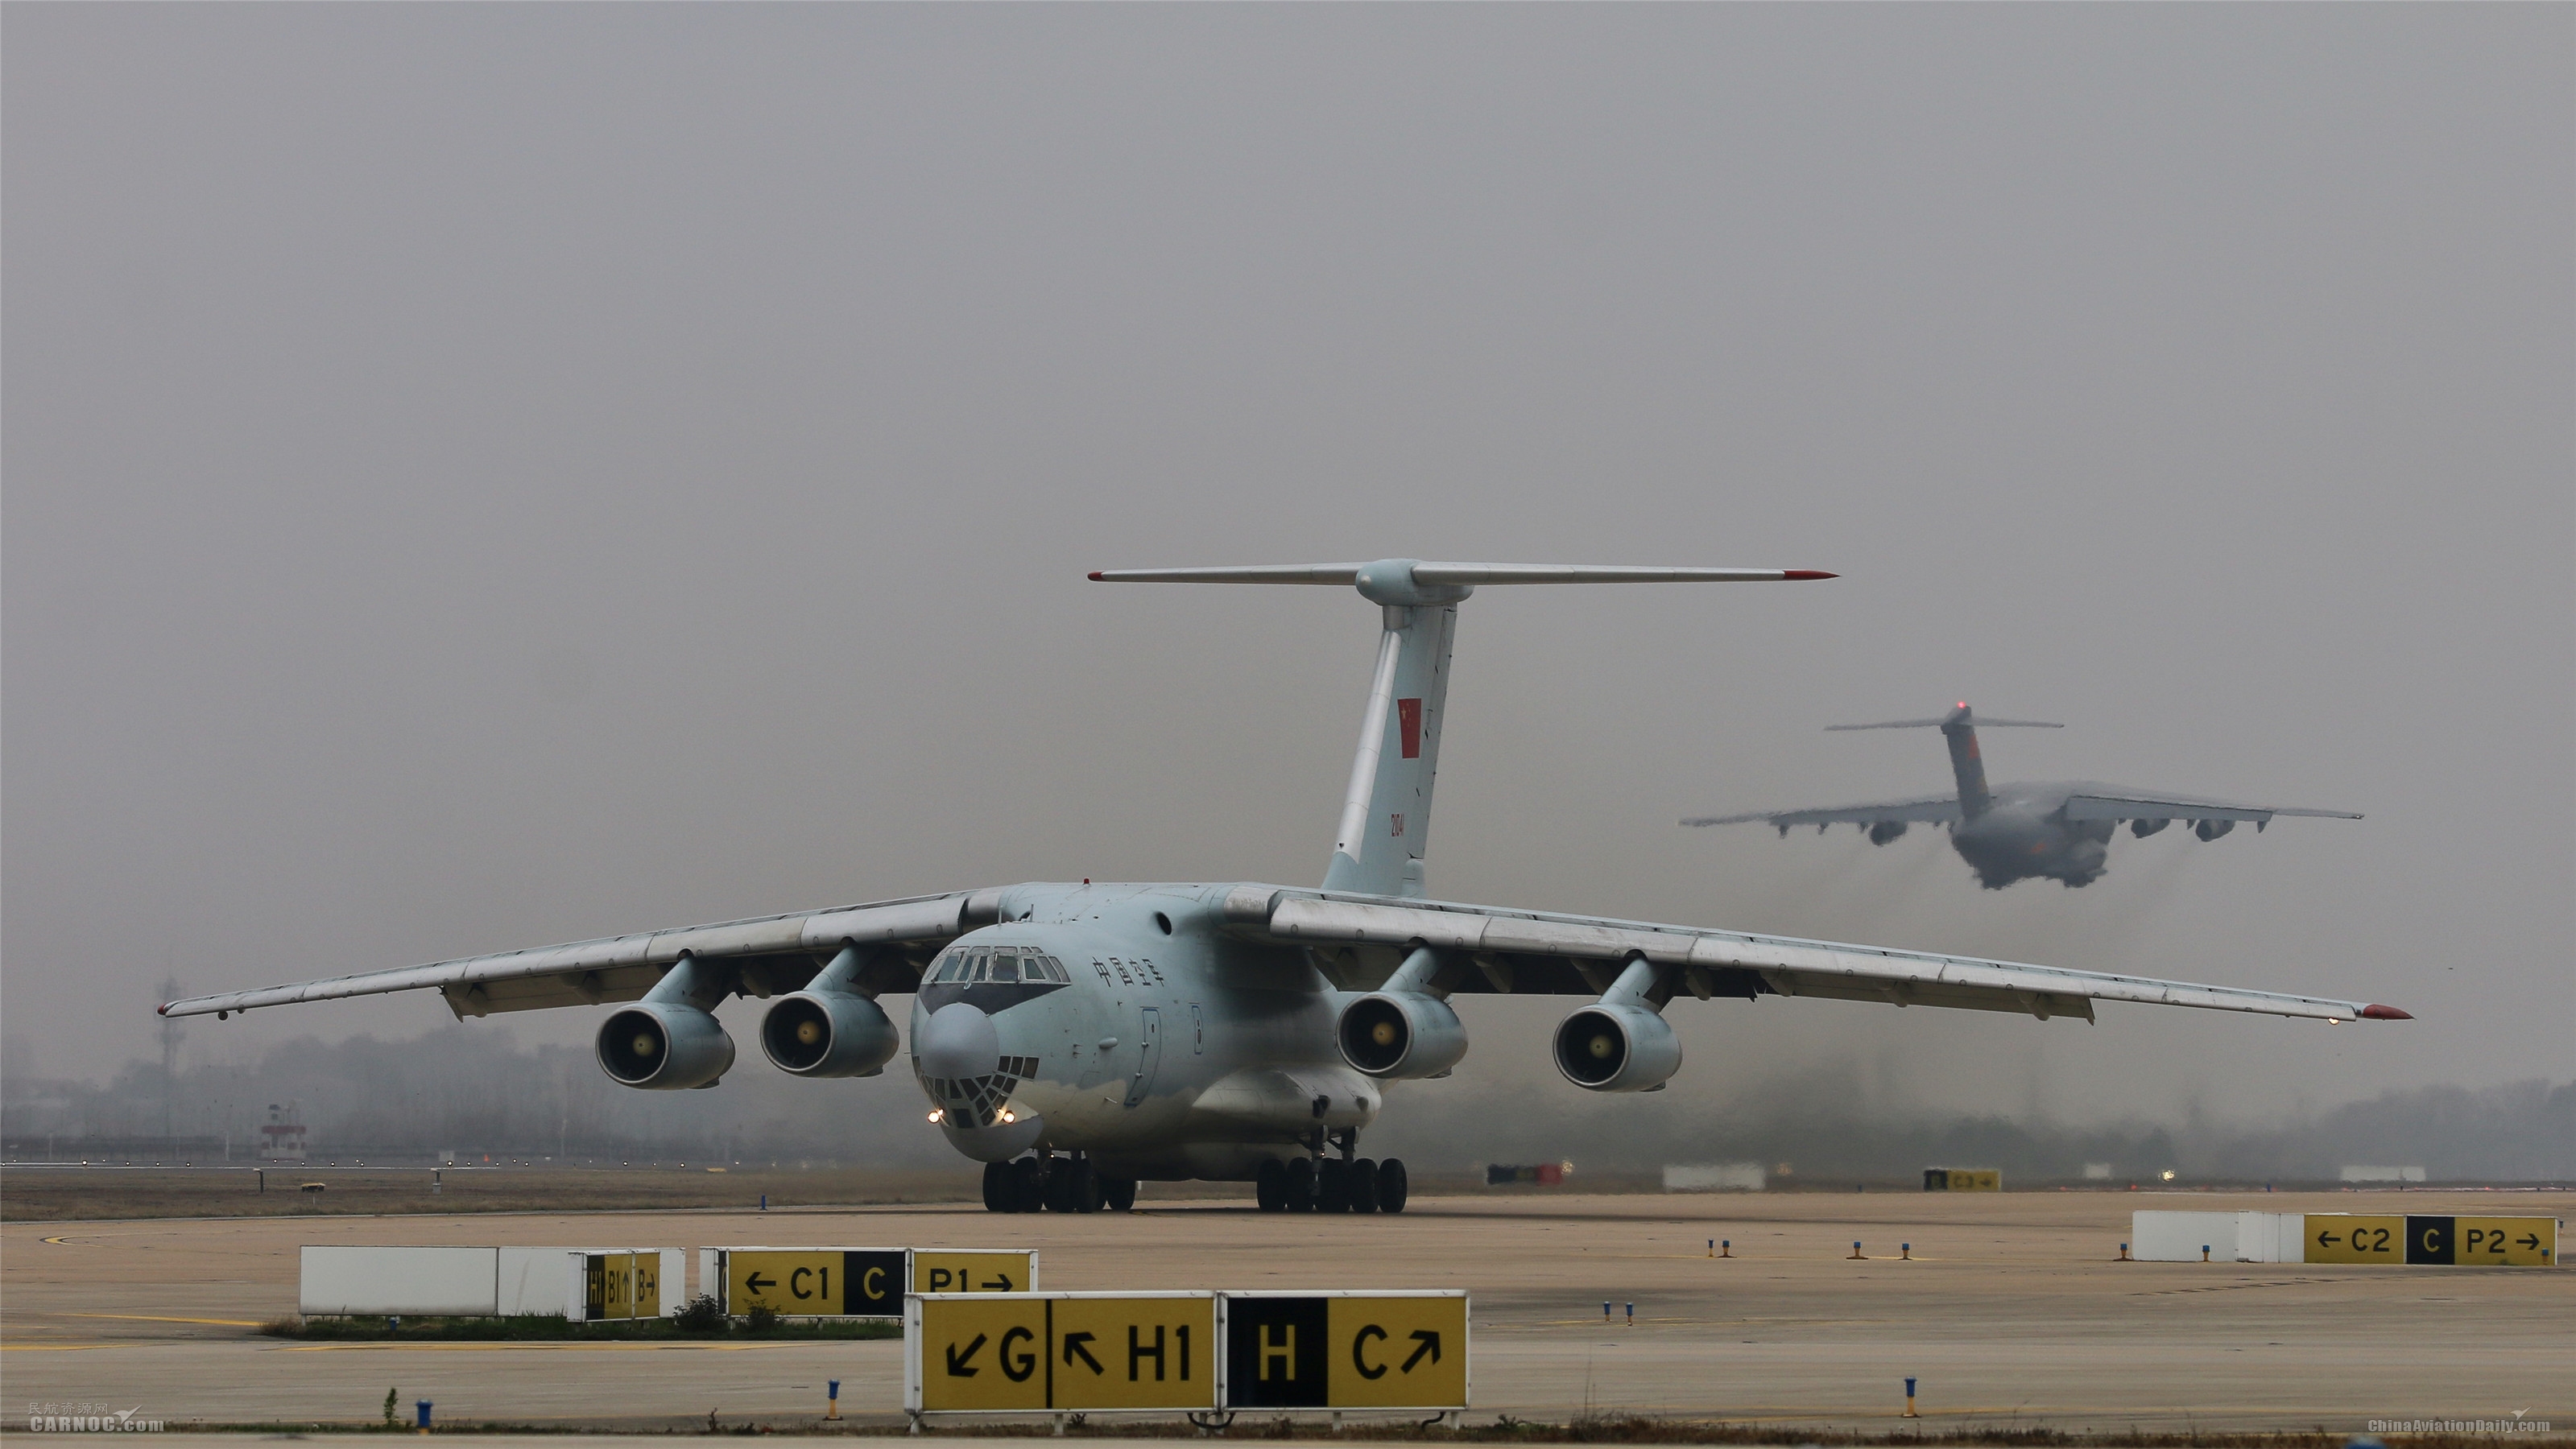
[908, 1293, 1216, 1414]
[1221, 1292, 1469, 1413]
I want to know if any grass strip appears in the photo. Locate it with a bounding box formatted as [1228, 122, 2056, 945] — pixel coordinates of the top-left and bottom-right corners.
[261, 1312, 899, 1342]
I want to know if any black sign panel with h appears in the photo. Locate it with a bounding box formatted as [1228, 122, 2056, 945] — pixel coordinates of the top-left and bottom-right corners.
[1225, 1296, 1329, 1407]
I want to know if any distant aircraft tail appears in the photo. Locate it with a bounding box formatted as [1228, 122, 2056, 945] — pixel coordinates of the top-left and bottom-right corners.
[1092, 559, 1833, 897]
[1826, 703, 2061, 820]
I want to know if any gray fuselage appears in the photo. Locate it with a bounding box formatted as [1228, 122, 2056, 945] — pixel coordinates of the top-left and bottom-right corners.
[905, 881, 1382, 1180]
[1947, 782, 2122, 888]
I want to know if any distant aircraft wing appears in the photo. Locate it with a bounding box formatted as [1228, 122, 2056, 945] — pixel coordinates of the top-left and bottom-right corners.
[1682, 795, 1962, 829]
[156, 890, 1000, 1020]
[1222, 886, 2408, 1024]
[2059, 792, 2362, 826]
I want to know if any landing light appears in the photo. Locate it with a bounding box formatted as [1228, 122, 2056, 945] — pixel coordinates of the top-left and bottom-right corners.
[1001, 1110, 1017, 1124]
[927, 1109, 943, 1123]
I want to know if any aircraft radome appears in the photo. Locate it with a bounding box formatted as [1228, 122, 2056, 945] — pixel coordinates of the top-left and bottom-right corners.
[1685, 702, 2362, 889]
[163, 564, 2408, 1214]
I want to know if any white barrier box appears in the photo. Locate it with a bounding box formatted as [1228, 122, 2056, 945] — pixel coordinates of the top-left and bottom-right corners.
[2235, 1211, 2307, 1263]
[2131, 1212, 2310, 1263]
[1663, 1162, 1766, 1192]
[301, 1247, 498, 1315]
[2131, 1212, 2241, 1261]
[300, 1245, 685, 1318]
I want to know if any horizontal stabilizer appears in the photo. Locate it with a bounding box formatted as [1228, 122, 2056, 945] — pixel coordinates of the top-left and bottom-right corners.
[1827, 717, 2062, 730]
[1091, 562, 1834, 585]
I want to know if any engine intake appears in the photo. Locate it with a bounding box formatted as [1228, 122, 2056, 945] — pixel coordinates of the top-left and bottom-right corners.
[1335, 993, 1469, 1080]
[597, 1002, 735, 1090]
[760, 991, 900, 1078]
[1553, 1002, 1681, 1093]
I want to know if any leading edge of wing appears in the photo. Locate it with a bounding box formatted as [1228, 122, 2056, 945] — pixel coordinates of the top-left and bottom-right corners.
[1239, 888, 2409, 1022]
[157, 889, 999, 1018]
[1684, 796, 1962, 827]
[2060, 791, 2363, 823]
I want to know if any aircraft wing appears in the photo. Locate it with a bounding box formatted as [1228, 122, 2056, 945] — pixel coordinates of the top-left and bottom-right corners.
[1681, 795, 1962, 828]
[1222, 887, 2407, 1023]
[2059, 791, 2362, 826]
[157, 890, 1003, 1020]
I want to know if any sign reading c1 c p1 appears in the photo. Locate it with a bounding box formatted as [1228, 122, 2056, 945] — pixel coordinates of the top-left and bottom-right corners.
[722, 1249, 907, 1316]
[913, 1249, 1038, 1295]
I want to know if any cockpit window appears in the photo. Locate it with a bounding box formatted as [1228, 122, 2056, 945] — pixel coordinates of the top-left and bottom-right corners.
[987, 954, 1020, 984]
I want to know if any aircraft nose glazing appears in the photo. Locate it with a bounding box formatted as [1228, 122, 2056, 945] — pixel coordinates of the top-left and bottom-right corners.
[915, 1001, 1002, 1080]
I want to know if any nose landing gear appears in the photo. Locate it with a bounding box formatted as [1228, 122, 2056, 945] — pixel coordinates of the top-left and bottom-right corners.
[983, 1154, 1135, 1213]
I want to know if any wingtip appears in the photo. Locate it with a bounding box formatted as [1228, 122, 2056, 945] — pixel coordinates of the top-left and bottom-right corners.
[155, 1002, 170, 1016]
[1781, 570, 1837, 580]
[2359, 1004, 2413, 1021]
[1085, 571, 1105, 581]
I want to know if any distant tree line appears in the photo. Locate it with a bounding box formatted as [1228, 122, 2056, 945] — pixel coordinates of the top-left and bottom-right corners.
[4, 1026, 2567, 1182]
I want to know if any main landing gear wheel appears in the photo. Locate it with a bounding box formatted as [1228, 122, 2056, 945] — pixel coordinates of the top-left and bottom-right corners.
[1102, 1176, 1138, 1212]
[1255, 1158, 1287, 1212]
[1377, 1157, 1409, 1213]
[1347, 1158, 1381, 1213]
[1317, 1158, 1350, 1212]
[982, 1161, 1011, 1212]
[1067, 1157, 1102, 1213]
[1284, 1157, 1318, 1212]
[1009, 1156, 1045, 1213]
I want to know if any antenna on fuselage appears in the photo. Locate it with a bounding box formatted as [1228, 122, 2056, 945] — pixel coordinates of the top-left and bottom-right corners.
[1090, 559, 1834, 899]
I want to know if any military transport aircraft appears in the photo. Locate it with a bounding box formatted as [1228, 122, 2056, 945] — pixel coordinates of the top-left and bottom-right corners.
[163, 564, 2405, 1216]
[1683, 702, 2362, 889]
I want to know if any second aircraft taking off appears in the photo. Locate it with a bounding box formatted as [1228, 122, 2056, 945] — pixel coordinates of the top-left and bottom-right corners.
[1684, 702, 2361, 889]
[163, 563, 2405, 1215]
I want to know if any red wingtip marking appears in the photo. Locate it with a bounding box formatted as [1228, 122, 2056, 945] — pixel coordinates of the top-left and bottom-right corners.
[1086, 572, 1105, 581]
[1780, 570, 1838, 580]
[2359, 1004, 2413, 1020]
[155, 1003, 169, 1015]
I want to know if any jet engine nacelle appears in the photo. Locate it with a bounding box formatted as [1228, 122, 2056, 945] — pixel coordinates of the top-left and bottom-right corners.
[1553, 1001, 1681, 1093]
[2131, 818, 2169, 838]
[1335, 993, 1469, 1080]
[759, 991, 900, 1079]
[2194, 818, 2235, 841]
[1868, 820, 1908, 845]
[597, 1002, 735, 1089]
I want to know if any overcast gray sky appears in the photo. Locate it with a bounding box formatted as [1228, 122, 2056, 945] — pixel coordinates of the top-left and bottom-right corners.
[6, 4, 2569, 1130]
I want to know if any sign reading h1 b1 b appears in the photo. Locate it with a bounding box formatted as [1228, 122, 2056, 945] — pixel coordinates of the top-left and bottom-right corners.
[908, 1293, 1216, 1413]
[1222, 1293, 1469, 1412]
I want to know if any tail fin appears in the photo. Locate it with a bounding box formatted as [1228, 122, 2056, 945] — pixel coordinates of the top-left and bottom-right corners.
[1092, 558, 1833, 897]
[1826, 703, 2061, 821]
